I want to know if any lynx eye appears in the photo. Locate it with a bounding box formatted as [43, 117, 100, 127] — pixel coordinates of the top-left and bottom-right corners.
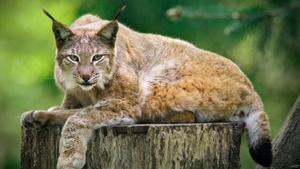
[67, 55, 79, 62]
[92, 54, 104, 62]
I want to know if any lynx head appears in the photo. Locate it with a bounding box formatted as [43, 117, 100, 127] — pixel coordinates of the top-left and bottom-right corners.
[43, 7, 125, 91]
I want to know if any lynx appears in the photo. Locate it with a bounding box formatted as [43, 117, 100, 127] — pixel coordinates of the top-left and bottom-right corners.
[21, 7, 272, 168]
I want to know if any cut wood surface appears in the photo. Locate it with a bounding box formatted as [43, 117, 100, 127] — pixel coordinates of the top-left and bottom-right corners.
[21, 123, 244, 169]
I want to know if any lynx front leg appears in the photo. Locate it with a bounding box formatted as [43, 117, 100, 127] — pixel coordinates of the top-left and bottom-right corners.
[57, 102, 137, 169]
[21, 108, 79, 130]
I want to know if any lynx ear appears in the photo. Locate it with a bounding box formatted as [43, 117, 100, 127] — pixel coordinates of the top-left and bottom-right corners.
[97, 21, 118, 46]
[96, 6, 126, 46]
[43, 9, 74, 49]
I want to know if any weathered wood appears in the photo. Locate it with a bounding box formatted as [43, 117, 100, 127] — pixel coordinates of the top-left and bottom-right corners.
[256, 94, 300, 169]
[21, 123, 244, 169]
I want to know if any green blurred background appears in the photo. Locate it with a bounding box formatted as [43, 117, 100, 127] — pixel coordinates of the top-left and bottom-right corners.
[0, 0, 299, 168]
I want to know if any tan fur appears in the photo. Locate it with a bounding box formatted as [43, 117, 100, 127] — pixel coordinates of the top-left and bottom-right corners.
[21, 9, 272, 168]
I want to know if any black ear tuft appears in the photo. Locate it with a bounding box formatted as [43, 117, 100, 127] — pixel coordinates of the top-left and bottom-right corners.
[114, 6, 126, 21]
[249, 138, 273, 167]
[42, 9, 55, 21]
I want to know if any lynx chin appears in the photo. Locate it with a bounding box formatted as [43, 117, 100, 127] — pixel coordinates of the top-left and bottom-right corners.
[21, 6, 272, 168]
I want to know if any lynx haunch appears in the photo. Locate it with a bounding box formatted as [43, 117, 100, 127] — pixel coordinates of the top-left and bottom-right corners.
[21, 7, 272, 168]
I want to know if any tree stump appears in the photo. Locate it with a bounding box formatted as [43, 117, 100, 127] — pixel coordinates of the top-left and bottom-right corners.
[21, 123, 244, 169]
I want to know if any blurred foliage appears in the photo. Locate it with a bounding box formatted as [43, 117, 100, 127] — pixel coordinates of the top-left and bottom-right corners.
[0, 0, 299, 169]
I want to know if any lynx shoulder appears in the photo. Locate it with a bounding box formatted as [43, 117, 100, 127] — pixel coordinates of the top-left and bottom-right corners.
[21, 7, 272, 168]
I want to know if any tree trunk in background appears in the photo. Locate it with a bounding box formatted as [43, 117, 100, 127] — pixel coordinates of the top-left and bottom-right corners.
[256, 94, 300, 169]
[21, 123, 244, 169]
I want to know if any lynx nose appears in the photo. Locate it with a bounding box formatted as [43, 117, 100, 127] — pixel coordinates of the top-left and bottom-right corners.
[81, 74, 91, 82]
[78, 65, 94, 82]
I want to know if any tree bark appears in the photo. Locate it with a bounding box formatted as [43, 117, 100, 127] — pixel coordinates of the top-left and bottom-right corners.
[21, 123, 244, 169]
[256, 94, 300, 169]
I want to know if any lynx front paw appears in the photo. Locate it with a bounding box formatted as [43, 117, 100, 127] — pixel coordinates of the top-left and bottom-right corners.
[57, 153, 86, 169]
[21, 110, 49, 129]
